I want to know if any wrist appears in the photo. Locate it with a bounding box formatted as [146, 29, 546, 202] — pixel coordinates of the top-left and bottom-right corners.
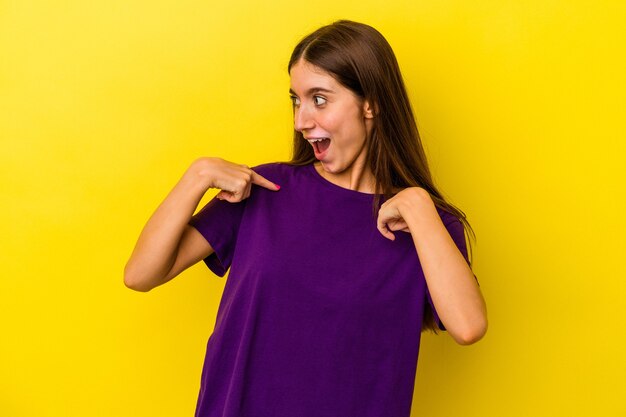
[180, 157, 217, 196]
[398, 187, 437, 222]
[191, 157, 219, 189]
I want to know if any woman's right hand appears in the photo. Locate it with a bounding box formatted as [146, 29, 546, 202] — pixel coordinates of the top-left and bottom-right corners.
[124, 157, 280, 292]
[191, 157, 280, 203]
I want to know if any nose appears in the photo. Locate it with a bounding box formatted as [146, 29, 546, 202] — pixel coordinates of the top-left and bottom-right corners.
[293, 103, 315, 132]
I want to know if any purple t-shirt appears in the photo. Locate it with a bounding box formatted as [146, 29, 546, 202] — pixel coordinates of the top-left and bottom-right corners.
[188, 162, 469, 417]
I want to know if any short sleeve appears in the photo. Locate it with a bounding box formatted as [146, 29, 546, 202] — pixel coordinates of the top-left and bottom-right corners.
[188, 196, 247, 277]
[425, 215, 471, 331]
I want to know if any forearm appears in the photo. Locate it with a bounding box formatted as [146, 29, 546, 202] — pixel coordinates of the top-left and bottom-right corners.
[124, 161, 212, 290]
[400, 191, 487, 344]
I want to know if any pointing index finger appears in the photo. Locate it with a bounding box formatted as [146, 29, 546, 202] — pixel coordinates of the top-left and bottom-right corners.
[251, 170, 281, 191]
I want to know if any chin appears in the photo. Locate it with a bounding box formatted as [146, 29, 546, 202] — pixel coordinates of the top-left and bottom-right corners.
[320, 161, 338, 173]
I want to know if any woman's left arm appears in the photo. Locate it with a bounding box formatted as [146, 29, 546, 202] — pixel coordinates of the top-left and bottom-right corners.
[377, 187, 488, 345]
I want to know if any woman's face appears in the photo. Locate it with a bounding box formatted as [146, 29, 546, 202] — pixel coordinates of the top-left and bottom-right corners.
[289, 59, 374, 175]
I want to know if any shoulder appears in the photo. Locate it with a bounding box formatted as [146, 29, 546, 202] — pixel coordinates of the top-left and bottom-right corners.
[252, 161, 307, 183]
[436, 206, 470, 260]
[252, 161, 291, 174]
[436, 206, 462, 228]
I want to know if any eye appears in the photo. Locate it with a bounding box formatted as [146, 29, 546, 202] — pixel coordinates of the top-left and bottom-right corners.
[313, 95, 327, 106]
[290, 95, 300, 106]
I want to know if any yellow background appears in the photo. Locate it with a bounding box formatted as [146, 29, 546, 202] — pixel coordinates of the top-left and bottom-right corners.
[1, 1, 624, 416]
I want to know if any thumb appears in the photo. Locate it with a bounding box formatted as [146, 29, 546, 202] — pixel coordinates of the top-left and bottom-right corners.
[215, 190, 237, 202]
[376, 216, 396, 241]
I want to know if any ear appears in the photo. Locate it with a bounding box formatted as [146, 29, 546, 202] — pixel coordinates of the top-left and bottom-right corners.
[363, 100, 375, 119]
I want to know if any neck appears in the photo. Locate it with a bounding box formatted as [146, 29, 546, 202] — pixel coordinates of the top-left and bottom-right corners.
[314, 160, 377, 194]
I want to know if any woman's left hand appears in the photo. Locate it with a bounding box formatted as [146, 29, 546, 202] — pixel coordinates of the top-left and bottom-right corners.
[376, 187, 433, 241]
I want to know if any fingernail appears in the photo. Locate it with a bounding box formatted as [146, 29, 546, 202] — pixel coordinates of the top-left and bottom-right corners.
[275, 184, 281, 190]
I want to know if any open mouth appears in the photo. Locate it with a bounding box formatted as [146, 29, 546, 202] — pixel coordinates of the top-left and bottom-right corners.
[308, 138, 331, 154]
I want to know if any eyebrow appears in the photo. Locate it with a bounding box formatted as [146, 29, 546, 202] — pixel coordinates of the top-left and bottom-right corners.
[288, 87, 335, 96]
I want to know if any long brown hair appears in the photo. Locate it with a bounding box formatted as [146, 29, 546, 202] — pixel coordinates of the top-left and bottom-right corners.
[285, 20, 476, 332]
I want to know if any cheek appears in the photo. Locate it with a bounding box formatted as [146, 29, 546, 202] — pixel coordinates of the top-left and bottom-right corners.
[343, 112, 368, 143]
[320, 112, 341, 131]
[325, 107, 365, 139]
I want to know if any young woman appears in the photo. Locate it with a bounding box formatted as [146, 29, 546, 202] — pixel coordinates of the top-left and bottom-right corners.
[125, 20, 487, 417]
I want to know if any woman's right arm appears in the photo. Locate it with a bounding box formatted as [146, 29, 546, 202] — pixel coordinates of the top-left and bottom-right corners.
[123, 157, 279, 292]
